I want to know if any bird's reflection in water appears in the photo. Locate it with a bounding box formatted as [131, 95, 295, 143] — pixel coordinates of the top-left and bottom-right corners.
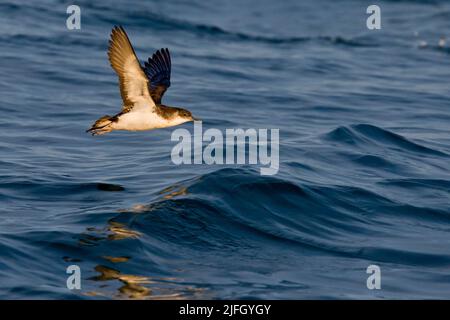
[78, 221, 141, 246]
[89, 265, 152, 299]
[77, 182, 207, 299]
[87, 265, 205, 300]
[159, 185, 188, 200]
[116, 184, 189, 214]
[102, 256, 130, 263]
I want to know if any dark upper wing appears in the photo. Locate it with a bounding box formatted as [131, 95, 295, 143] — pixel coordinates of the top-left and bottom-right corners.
[108, 26, 154, 109]
[143, 48, 171, 104]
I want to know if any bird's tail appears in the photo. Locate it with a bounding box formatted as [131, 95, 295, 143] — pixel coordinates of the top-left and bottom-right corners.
[86, 115, 114, 135]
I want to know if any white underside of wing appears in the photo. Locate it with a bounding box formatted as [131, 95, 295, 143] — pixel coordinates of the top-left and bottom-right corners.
[122, 57, 155, 106]
[107, 26, 155, 108]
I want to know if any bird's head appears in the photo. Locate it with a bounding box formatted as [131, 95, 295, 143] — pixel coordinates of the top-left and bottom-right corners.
[176, 108, 200, 122]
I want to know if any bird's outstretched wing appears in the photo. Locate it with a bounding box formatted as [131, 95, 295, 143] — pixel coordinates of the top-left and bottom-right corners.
[143, 48, 171, 105]
[108, 26, 154, 109]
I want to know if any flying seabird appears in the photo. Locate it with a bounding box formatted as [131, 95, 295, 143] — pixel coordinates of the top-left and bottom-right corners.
[87, 26, 197, 135]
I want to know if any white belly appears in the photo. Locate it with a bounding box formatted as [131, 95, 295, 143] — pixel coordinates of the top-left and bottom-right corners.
[112, 108, 187, 131]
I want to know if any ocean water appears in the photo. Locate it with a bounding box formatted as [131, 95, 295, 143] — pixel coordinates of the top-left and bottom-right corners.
[1, 0, 450, 299]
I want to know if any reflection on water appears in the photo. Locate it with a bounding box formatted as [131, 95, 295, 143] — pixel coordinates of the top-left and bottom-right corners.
[108, 222, 141, 240]
[117, 203, 156, 214]
[158, 185, 189, 200]
[102, 256, 130, 263]
[117, 183, 190, 214]
[76, 182, 208, 299]
[91, 265, 152, 299]
[79, 220, 141, 246]
[88, 265, 206, 300]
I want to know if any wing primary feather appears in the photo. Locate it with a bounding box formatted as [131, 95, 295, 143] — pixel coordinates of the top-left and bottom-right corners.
[107, 25, 154, 109]
[143, 47, 172, 104]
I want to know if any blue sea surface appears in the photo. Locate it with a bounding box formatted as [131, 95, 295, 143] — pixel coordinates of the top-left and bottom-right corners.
[1, 0, 450, 299]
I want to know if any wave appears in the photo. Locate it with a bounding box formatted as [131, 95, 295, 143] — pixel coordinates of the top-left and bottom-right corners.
[99, 167, 450, 269]
[0, 33, 104, 50]
[323, 124, 448, 156]
[0, 180, 124, 201]
[90, 7, 377, 47]
[379, 178, 450, 190]
[0, 6, 379, 54]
